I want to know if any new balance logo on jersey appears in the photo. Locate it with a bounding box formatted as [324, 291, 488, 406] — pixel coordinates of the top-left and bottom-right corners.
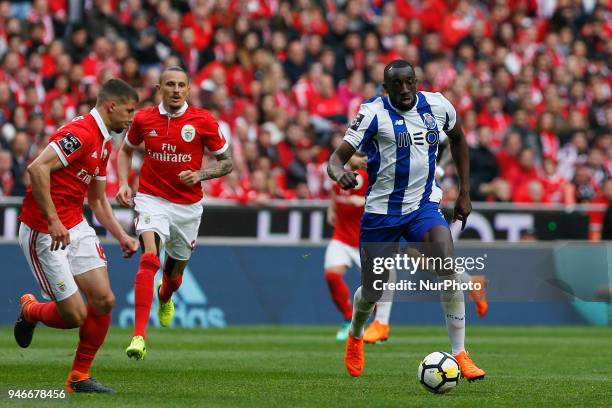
[394, 119, 404, 125]
[149, 130, 157, 136]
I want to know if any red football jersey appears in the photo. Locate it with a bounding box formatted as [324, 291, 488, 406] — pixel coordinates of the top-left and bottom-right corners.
[19, 109, 112, 232]
[125, 103, 229, 204]
[332, 169, 368, 248]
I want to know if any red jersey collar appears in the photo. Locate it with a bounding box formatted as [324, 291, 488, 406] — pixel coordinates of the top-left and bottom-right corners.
[158, 102, 188, 117]
[90, 108, 112, 141]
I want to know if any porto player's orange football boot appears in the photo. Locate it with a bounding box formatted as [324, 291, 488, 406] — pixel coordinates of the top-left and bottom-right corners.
[469, 275, 488, 318]
[363, 320, 390, 343]
[345, 335, 364, 377]
[453, 351, 486, 382]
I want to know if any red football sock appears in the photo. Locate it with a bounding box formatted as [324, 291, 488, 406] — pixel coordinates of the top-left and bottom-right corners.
[325, 271, 352, 320]
[70, 305, 111, 376]
[133, 253, 160, 338]
[159, 273, 182, 303]
[27, 301, 67, 329]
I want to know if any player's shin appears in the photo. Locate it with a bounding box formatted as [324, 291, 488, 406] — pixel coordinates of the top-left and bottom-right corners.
[373, 267, 395, 324]
[133, 253, 160, 337]
[349, 286, 375, 338]
[28, 301, 68, 328]
[324, 271, 352, 321]
[438, 273, 466, 355]
[70, 305, 111, 378]
[373, 300, 392, 325]
[159, 273, 183, 304]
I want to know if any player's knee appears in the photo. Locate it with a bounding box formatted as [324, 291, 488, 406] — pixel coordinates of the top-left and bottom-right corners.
[361, 286, 383, 303]
[90, 293, 115, 314]
[325, 268, 345, 279]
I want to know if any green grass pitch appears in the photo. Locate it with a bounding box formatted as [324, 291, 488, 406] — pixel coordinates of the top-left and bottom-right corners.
[1, 326, 610, 407]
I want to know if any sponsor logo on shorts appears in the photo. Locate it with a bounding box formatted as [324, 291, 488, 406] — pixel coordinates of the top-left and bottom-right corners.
[57, 281, 66, 292]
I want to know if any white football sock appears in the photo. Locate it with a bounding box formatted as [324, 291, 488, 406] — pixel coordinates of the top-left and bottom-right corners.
[457, 271, 472, 285]
[349, 286, 375, 338]
[439, 274, 466, 355]
[374, 300, 392, 325]
[374, 266, 395, 325]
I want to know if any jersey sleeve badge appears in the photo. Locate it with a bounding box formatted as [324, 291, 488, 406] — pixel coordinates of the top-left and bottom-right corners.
[349, 113, 365, 131]
[57, 133, 83, 157]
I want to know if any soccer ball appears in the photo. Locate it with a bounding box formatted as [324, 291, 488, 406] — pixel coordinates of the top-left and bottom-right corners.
[417, 351, 461, 394]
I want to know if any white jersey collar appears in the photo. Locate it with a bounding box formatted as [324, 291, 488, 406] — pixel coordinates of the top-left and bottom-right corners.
[387, 94, 419, 114]
[90, 108, 112, 141]
[159, 102, 188, 118]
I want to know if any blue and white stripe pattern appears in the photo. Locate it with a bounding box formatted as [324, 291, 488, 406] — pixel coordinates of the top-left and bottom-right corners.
[343, 91, 456, 215]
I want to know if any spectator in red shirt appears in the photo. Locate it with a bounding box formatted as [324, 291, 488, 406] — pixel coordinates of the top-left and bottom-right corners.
[0, 149, 14, 196]
[477, 96, 511, 148]
[506, 147, 540, 197]
[216, 171, 248, 202]
[541, 156, 575, 204]
[537, 111, 559, 161]
[244, 169, 273, 205]
[497, 132, 523, 180]
[308, 74, 345, 123]
[512, 179, 549, 204]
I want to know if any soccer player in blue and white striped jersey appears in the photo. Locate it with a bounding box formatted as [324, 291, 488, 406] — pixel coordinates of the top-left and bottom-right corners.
[328, 60, 485, 381]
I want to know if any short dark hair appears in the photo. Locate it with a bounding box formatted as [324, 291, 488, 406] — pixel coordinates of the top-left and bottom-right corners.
[160, 65, 189, 84]
[97, 79, 138, 104]
[383, 60, 415, 81]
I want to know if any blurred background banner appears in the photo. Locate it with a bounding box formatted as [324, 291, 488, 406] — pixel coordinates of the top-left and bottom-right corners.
[3, 241, 609, 326]
[0, 199, 599, 241]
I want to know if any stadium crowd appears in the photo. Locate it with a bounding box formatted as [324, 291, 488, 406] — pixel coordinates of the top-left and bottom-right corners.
[0, 0, 610, 209]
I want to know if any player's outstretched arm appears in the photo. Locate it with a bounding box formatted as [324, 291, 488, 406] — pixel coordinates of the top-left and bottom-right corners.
[328, 141, 357, 190]
[446, 117, 472, 230]
[116, 141, 135, 207]
[88, 179, 139, 258]
[179, 150, 234, 186]
[27, 146, 70, 250]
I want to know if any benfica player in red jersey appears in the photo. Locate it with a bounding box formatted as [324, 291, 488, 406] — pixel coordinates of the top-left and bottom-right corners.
[14, 79, 140, 393]
[117, 66, 232, 359]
